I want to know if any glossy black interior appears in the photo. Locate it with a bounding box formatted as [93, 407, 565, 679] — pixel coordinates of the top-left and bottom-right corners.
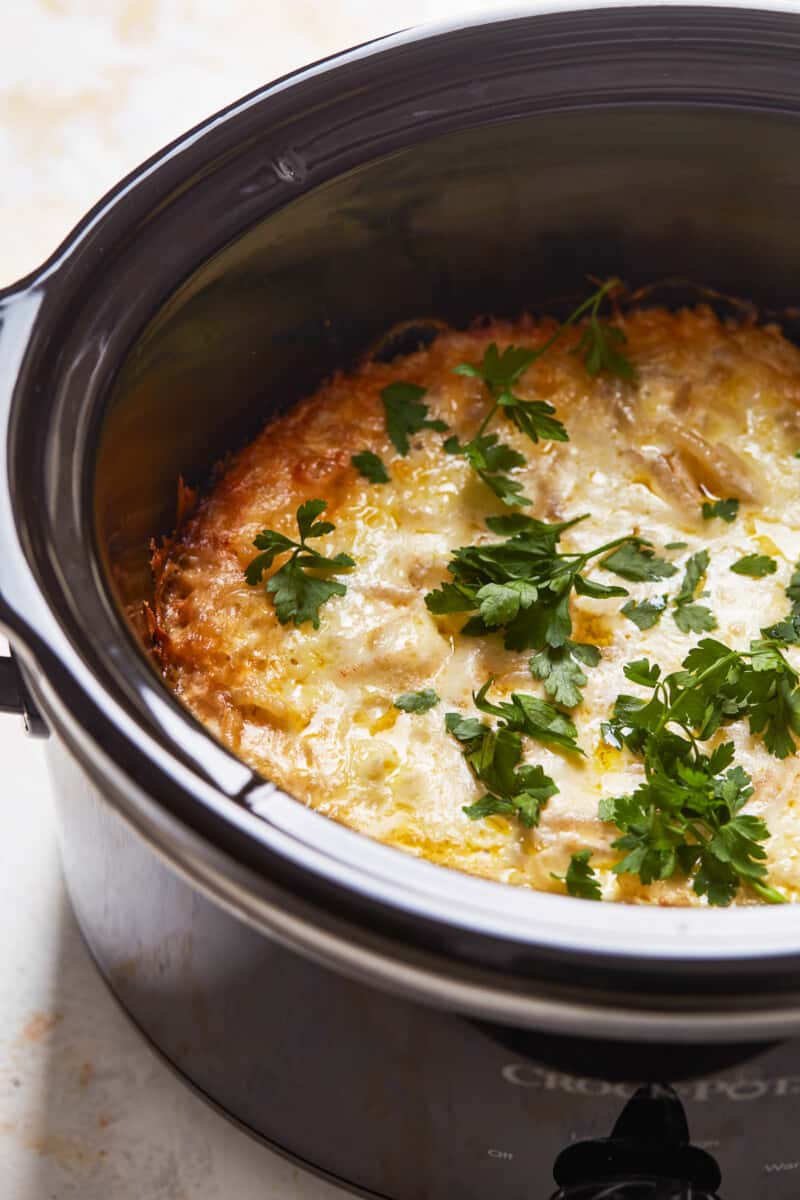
[97, 105, 800, 613]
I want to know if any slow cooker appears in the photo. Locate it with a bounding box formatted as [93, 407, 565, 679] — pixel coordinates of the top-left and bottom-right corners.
[4, 5, 800, 1196]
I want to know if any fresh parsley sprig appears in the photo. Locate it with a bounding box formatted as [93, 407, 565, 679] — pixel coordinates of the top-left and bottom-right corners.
[618, 547, 717, 635]
[599, 744, 780, 906]
[572, 282, 635, 380]
[244, 499, 355, 628]
[447, 279, 632, 506]
[358, 383, 447, 484]
[606, 638, 800, 761]
[453, 342, 568, 446]
[425, 513, 673, 707]
[446, 343, 564, 508]
[598, 638, 799, 904]
[530, 643, 602, 709]
[447, 680, 575, 828]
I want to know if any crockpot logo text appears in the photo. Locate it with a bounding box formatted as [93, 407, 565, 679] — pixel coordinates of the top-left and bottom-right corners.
[501, 1064, 800, 1102]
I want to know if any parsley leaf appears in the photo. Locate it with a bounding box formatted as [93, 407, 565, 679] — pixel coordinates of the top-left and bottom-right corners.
[351, 450, 389, 483]
[498, 392, 570, 445]
[462, 778, 556, 828]
[472, 678, 583, 755]
[454, 343, 537, 392]
[624, 658, 662, 688]
[730, 553, 777, 578]
[676, 552, 714, 609]
[702, 498, 739, 523]
[674, 603, 718, 634]
[530, 642, 601, 708]
[763, 559, 800, 644]
[675, 551, 709, 604]
[446, 690, 562, 829]
[381, 382, 448, 456]
[600, 754, 773, 905]
[621, 594, 668, 630]
[425, 515, 651, 707]
[244, 499, 355, 628]
[552, 849, 602, 900]
[394, 689, 439, 713]
[266, 567, 347, 630]
[673, 549, 716, 634]
[565, 277, 634, 382]
[475, 579, 539, 626]
[601, 543, 677, 582]
[445, 713, 485, 742]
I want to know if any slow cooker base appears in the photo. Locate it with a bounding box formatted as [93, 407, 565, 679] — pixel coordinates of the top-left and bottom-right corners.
[48, 738, 800, 1200]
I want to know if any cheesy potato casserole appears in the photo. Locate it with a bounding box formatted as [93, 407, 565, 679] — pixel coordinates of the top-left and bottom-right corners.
[153, 287, 800, 906]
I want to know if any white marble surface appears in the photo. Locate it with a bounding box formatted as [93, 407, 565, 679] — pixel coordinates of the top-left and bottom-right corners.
[0, 2, 522, 1196]
[1, 719, 349, 1199]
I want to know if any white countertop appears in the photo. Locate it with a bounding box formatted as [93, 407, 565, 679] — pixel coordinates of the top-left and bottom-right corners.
[0, 2, 516, 1195]
[1, 708, 348, 1199]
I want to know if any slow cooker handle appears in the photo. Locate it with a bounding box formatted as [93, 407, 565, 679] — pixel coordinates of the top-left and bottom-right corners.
[0, 648, 47, 736]
[0, 279, 50, 737]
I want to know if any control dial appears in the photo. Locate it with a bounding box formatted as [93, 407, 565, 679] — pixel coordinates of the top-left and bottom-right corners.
[550, 1083, 722, 1200]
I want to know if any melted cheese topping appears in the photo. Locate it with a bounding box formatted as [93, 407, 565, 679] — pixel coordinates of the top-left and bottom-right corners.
[153, 306, 800, 904]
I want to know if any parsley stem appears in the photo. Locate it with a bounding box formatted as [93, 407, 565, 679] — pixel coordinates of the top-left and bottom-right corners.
[545, 531, 641, 579]
[475, 400, 499, 440]
[522, 528, 631, 586]
[657, 652, 741, 739]
[530, 278, 620, 362]
[678, 723, 700, 752]
[577, 531, 640, 565]
[752, 879, 789, 904]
